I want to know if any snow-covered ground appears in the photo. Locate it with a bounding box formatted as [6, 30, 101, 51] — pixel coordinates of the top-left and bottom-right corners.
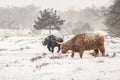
[0, 29, 120, 80]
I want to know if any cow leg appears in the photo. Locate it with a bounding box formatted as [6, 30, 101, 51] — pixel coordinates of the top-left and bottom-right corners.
[79, 49, 84, 58]
[47, 45, 51, 51]
[94, 49, 99, 57]
[71, 50, 75, 58]
[51, 47, 54, 53]
[99, 46, 105, 57]
[57, 44, 60, 53]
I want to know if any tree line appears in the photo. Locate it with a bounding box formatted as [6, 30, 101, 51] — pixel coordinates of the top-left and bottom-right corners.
[0, 5, 38, 30]
[0, 0, 119, 36]
[0, 5, 102, 34]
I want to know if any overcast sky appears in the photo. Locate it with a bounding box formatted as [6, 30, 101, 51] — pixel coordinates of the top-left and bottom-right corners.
[0, 0, 113, 10]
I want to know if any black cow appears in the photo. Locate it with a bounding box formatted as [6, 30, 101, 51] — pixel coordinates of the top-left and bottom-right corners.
[42, 35, 63, 53]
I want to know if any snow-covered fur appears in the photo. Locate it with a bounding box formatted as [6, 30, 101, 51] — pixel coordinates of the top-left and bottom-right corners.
[61, 32, 105, 58]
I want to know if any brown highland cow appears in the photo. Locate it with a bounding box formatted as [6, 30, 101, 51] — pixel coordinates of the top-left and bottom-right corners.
[60, 32, 105, 58]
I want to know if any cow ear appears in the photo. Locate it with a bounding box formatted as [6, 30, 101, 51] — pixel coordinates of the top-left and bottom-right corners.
[45, 37, 49, 40]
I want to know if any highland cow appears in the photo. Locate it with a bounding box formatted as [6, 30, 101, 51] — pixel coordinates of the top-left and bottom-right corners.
[60, 32, 105, 58]
[42, 35, 64, 53]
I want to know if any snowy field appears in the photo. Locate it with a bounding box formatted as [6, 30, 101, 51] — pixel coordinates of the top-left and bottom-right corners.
[0, 29, 120, 80]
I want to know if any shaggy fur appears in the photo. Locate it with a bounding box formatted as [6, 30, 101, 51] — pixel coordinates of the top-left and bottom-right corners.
[42, 35, 63, 53]
[60, 32, 105, 58]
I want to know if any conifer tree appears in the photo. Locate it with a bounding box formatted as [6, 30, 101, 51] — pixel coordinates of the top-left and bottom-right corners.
[34, 8, 65, 34]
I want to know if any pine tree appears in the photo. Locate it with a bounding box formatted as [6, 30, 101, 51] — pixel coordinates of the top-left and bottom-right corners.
[34, 8, 65, 34]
